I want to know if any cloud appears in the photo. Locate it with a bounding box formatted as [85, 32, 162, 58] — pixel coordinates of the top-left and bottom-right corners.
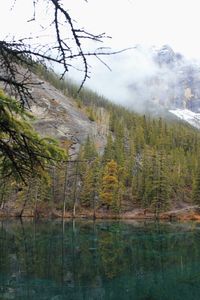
[71, 45, 175, 113]
[69, 44, 198, 115]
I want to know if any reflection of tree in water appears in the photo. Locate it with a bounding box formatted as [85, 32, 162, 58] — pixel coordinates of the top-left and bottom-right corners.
[99, 227, 126, 279]
[1, 221, 200, 299]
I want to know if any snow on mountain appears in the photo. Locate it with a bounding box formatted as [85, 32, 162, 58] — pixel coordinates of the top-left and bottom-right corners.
[169, 109, 200, 129]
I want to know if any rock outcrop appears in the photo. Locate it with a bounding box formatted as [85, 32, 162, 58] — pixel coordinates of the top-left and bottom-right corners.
[24, 72, 108, 157]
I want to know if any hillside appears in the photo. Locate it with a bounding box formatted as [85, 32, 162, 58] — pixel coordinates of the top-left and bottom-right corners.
[27, 70, 109, 158]
[1, 66, 200, 220]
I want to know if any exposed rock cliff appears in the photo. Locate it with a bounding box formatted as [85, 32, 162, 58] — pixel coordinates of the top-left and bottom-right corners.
[130, 45, 200, 113]
[24, 72, 108, 157]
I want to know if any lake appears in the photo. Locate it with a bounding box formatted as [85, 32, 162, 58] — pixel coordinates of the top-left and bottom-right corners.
[0, 219, 200, 299]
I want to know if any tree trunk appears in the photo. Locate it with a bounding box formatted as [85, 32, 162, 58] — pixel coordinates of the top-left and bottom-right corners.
[72, 161, 79, 218]
[63, 162, 68, 218]
[19, 184, 31, 218]
[34, 184, 39, 219]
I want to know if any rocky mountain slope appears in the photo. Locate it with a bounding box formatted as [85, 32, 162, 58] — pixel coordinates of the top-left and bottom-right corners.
[152, 45, 200, 112]
[129, 44, 200, 128]
[18, 45, 200, 139]
[2, 64, 200, 218]
[26, 72, 108, 157]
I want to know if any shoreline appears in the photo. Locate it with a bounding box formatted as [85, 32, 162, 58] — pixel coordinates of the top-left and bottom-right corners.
[1, 205, 200, 221]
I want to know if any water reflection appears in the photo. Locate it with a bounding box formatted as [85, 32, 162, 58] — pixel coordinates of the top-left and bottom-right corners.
[0, 219, 200, 299]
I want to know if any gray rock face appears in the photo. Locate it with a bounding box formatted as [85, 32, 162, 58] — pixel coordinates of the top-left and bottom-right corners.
[131, 45, 200, 114]
[26, 72, 107, 156]
[153, 46, 200, 112]
[154, 45, 177, 66]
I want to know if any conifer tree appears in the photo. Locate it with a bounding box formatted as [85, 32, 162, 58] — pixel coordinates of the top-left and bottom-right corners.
[113, 122, 125, 166]
[138, 147, 153, 209]
[0, 90, 66, 182]
[192, 158, 200, 205]
[151, 150, 170, 217]
[80, 158, 101, 209]
[100, 160, 119, 211]
[82, 136, 97, 161]
[77, 136, 97, 182]
[103, 134, 114, 162]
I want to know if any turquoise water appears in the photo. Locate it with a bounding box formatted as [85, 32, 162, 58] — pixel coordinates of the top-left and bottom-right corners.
[1, 220, 200, 299]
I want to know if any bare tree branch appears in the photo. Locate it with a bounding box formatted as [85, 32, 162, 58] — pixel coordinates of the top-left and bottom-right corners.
[0, 1, 130, 105]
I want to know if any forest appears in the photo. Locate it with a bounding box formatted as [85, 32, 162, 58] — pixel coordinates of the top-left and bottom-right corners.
[1, 65, 200, 218]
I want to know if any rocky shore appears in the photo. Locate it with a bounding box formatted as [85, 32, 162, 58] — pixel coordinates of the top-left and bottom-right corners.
[1, 205, 200, 221]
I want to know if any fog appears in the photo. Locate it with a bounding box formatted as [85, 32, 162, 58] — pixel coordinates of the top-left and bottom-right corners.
[1, 1, 199, 115]
[68, 44, 194, 114]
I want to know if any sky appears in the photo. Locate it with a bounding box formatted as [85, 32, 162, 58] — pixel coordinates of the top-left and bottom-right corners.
[67, 0, 200, 59]
[1, 0, 200, 105]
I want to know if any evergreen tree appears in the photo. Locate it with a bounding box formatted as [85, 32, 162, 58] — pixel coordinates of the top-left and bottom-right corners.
[151, 150, 171, 217]
[192, 158, 200, 205]
[80, 158, 101, 209]
[100, 160, 119, 211]
[138, 147, 153, 209]
[0, 90, 66, 182]
[77, 136, 98, 182]
[82, 136, 97, 161]
[103, 134, 114, 162]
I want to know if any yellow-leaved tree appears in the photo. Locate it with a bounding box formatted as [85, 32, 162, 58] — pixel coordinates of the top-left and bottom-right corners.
[100, 160, 119, 211]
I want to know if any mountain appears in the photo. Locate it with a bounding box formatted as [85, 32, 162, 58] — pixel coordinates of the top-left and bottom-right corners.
[32, 46, 200, 133]
[153, 45, 200, 128]
[153, 45, 200, 112]
[26, 70, 109, 158]
[128, 44, 200, 129]
[2, 62, 200, 219]
[169, 109, 200, 130]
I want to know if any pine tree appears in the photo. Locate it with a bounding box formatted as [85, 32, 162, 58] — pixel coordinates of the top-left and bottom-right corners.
[113, 122, 125, 166]
[103, 134, 114, 162]
[100, 160, 119, 211]
[77, 136, 98, 182]
[138, 147, 153, 209]
[0, 89, 66, 182]
[151, 150, 171, 217]
[192, 158, 200, 205]
[83, 136, 97, 161]
[80, 158, 101, 209]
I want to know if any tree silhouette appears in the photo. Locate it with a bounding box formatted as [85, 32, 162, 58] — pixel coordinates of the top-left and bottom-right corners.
[0, 0, 125, 181]
[0, 0, 126, 105]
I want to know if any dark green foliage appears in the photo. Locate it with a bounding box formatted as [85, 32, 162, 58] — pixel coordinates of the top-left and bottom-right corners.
[2, 66, 200, 214]
[150, 150, 171, 215]
[0, 90, 66, 182]
[80, 158, 100, 208]
[82, 136, 98, 161]
[192, 158, 200, 205]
